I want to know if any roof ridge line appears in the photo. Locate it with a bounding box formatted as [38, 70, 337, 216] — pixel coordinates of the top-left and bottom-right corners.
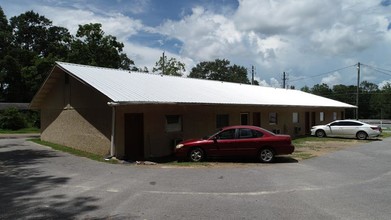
[56, 61, 128, 73]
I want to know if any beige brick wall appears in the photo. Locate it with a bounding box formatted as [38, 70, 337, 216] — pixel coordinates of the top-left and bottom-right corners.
[114, 104, 344, 159]
[40, 70, 111, 156]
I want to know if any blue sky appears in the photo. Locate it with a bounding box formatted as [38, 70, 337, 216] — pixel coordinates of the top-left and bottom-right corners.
[2, 0, 391, 88]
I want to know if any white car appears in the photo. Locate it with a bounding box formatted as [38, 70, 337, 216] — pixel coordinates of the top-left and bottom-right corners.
[311, 120, 382, 140]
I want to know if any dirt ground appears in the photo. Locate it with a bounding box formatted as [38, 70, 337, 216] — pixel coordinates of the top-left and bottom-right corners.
[292, 140, 365, 161]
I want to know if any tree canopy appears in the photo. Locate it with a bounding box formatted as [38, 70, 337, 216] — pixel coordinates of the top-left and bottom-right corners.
[0, 8, 134, 102]
[68, 23, 134, 70]
[301, 81, 391, 119]
[189, 59, 250, 84]
[152, 53, 185, 76]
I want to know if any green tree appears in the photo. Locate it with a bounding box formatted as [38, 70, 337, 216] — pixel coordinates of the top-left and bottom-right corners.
[310, 83, 332, 98]
[359, 81, 379, 118]
[153, 54, 185, 76]
[228, 64, 250, 84]
[0, 7, 12, 58]
[68, 23, 134, 70]
[331, 84, 357, 119]
[0, 7, 12, 101]
[0, 107, 27, 130]
[332, 84, 356, 104]
[300, 85, 310, 92]
[46, 26, 72, 59]
[1, 9, 138, 102]
[9, 10, 72, 60]
[10, 11, 52, 55]
[6, 10, 71, 102]
[189, 59, 250, 84]
[375, 83, 391, 119]
[0, 55, 23, 101]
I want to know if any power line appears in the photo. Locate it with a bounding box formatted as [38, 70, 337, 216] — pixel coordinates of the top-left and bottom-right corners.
[361, 63, 391, 77]
[290, 63, 391, 85]
[290, 64, 357, 83]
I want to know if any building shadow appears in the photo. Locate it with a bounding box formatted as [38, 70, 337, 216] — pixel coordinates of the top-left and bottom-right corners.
[0, 145, 100, 219]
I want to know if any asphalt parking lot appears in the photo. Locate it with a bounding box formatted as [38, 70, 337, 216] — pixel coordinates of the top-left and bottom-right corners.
[1, 137, 391, 219]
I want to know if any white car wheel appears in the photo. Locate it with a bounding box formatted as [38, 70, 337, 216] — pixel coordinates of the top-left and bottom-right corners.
[356, 131, 368, 140]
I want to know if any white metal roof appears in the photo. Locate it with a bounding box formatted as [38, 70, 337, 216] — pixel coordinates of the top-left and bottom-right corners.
[31, 62, 356, 108]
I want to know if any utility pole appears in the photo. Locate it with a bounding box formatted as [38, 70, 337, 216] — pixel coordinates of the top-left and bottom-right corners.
[251, 65, 255, 85]
[282, 72, 286, 89]
[162, 51, 165, 75]
[356, 62, 360, 120]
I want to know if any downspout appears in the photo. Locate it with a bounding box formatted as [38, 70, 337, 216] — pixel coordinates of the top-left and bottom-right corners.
[110, 106, 116, 156]
[107, 102, 119, 157]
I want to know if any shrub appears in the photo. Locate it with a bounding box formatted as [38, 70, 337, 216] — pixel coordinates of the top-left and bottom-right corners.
[0, 107, 27, 130]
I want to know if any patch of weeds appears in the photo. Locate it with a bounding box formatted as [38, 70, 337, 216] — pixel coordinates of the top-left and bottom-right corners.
[293, 136, 352, 145]
[292, 151, 315, 160]
[381, 132, 391, 139]
[164, 161, 212, 167]
[308, 146, 321, 151]
[29, 138, 117, 164]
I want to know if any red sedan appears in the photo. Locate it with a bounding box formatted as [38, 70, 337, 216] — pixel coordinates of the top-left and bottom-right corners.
[175, 125, 295, 163]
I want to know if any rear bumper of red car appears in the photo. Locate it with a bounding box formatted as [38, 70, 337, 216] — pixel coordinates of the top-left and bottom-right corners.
[276, 144, 295, 155]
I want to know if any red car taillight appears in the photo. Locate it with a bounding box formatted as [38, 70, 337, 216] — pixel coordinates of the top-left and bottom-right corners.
[371, 126, 381, 132]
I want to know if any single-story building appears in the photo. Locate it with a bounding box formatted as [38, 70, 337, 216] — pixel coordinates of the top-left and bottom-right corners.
[30, 62, 356, 160]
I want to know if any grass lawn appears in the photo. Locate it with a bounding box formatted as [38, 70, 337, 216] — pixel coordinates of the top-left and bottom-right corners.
[0, 127, 40, 134]
[29, 138, 118, 164]
[291, 132, 390, 160]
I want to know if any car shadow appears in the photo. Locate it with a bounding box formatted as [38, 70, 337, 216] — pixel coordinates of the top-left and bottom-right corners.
[0, 143, 100, 219]
[148, 154, 298, 164]
[201, 156, 298, 164]
[294, 135, 383, 141]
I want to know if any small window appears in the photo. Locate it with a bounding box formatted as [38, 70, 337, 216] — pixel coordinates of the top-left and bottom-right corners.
[269, 112, 278, 124]
[216, 114, 229, 128]
[320, 112, 325, 122]
[292, 112, 299, 123]
[165, 115, 182, 132]
[217, 129, 236, 139]
[333, 112, 337, 120]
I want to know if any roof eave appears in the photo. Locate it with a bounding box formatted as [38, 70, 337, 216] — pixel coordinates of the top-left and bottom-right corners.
[107, 101, 356, 108]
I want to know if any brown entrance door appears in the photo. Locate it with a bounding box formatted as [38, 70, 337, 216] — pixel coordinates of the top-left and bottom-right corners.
[305, 112, 310, 134]
[253, 112, 261, 127]
[124, 113, 144, 161]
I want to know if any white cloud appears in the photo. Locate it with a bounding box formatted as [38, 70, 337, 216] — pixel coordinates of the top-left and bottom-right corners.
[270, 78, 281, 88]
[257, 79, 270, 87]
[378, 80, 391, 89]
[310, 23, 374, 55]
[121, 0, 151, 14]
[2, 0, 391, 88]
[234, 0, 343, 36]
[321, 72, 342, 86]
[39, 6, 143, 42]
[155, 7, 244, 61]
